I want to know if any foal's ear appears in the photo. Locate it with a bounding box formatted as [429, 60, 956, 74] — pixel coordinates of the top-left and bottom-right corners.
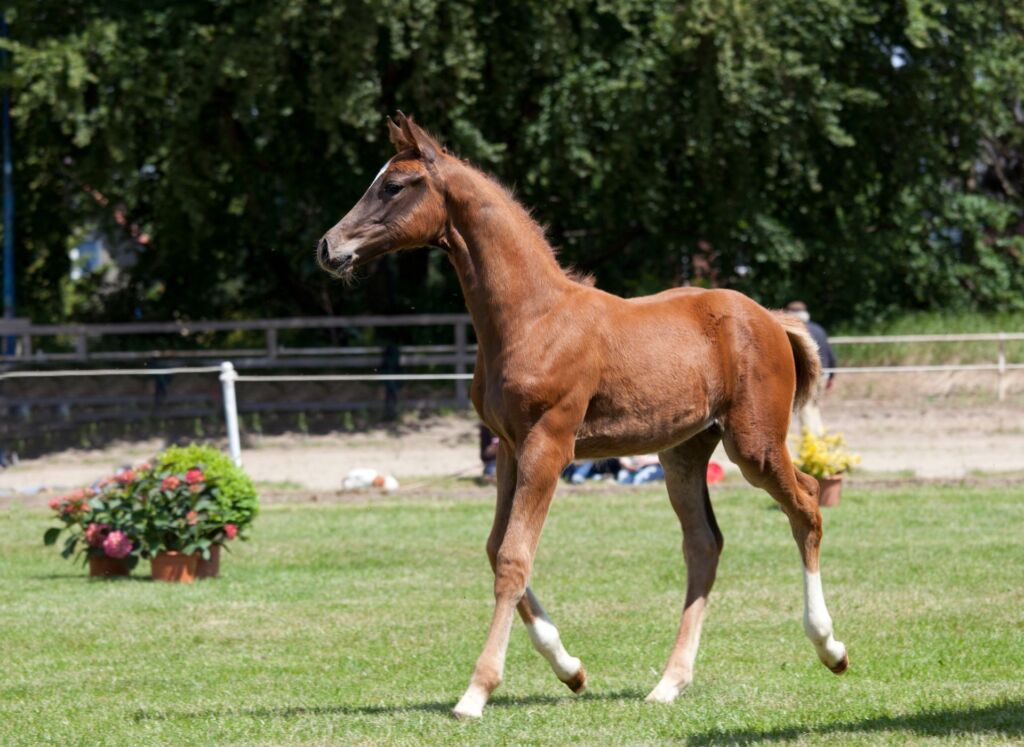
[387, 115, 413, 153]
[395, 111, 441, 163]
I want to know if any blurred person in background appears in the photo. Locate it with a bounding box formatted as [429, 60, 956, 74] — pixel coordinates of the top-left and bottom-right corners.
[785, 301, 836, 436]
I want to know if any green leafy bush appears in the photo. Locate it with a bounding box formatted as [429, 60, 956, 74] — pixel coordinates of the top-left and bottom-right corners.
[156, 445, 259, 531]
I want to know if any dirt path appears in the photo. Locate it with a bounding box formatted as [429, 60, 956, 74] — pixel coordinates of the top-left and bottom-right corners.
[3, 399, 1023, 501]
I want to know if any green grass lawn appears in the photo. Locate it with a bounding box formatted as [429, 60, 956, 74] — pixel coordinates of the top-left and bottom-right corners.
[2, 484, 1022, 745]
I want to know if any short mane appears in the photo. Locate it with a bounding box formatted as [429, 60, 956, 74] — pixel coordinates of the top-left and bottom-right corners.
[454, 157, 595, 287]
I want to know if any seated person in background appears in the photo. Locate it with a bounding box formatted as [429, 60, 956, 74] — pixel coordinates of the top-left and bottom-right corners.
[616, 454, 664, 485]
[561, 458, 622, 484]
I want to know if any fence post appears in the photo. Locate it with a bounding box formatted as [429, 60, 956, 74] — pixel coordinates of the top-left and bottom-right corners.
[265, 328, 278, 359]
[454, 320, 469, 408]
[219, 361, 242, 466]
[997, 333, 1007, 402]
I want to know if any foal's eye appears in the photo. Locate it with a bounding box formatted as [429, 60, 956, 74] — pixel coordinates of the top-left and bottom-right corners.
[383, 182, 403, 196]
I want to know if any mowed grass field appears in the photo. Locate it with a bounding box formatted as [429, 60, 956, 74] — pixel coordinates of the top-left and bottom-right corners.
[2, 483, 1022, 745]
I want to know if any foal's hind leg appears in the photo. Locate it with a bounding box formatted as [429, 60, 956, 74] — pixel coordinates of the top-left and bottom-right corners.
[647, 427, 723, 704]
[722, 419, 848, 674]
[484, 441, 585, 693]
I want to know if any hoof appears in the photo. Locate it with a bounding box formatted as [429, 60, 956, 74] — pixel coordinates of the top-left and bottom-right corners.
[561, 665, 587, 694]
[644, 681, 680, 705]
[452, 689, 486, 720]
[828, 651, 849, 675]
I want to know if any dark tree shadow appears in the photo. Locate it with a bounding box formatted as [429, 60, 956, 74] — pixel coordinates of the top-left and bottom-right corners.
[132, 689, 643, 722]
[684, 700, 1024, 745]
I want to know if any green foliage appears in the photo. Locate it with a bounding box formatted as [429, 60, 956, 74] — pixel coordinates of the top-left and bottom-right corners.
[3, 1, 1023, 327]
[156, 444, 259, 530]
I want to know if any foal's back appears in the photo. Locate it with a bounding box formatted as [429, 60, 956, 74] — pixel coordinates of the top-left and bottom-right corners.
[571, 286, 791, 458]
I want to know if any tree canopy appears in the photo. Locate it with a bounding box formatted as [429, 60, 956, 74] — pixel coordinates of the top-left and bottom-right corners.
[3, 1, 1022, 327]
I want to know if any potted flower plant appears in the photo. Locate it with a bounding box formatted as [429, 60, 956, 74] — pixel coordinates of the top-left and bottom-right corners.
[43, 468, 148, 577]
[141, 445, 258, 580]
[43, 444, 258, 582]
[793, 428, 861, 507]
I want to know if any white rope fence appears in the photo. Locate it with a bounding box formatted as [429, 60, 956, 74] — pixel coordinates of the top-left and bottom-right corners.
[0, 365, 222, 380]
[3, 333, 1021, 465]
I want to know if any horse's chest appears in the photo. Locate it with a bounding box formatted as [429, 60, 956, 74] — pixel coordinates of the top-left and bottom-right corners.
[473, 363, 572, 439]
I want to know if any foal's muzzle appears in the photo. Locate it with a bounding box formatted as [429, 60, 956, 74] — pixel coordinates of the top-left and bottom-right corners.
[316, 236, 355, 278]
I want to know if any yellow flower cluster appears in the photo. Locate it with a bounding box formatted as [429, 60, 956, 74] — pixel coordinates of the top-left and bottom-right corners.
[793, 428, 861, 479]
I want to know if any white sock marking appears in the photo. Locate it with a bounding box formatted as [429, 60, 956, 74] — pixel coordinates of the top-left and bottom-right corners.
[803, 569, 846, 666]
[526, 617, 581, 681]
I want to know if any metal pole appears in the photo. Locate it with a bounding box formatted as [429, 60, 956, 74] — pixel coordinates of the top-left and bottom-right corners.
[454, 320, 468, 408]
[997, 333, 1007, 402]
[1, 12, 15, 356]
[219, 361, 242, 466]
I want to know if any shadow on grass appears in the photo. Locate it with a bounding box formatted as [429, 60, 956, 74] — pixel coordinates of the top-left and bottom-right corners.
[27, 573, 153, 582]
[133, 689, 644, 722]
[685, 700, 1024, 745]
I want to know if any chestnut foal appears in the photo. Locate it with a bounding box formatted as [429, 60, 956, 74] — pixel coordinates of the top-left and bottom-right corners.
[318, 114, 848, 719]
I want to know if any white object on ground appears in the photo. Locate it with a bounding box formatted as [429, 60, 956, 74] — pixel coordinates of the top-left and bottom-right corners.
[342, 468, 399, 492]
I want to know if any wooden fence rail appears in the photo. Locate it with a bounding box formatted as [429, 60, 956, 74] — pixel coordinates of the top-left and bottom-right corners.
[0, 314, 476, 405]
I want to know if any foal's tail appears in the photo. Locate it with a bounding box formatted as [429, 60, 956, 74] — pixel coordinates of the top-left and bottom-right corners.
[772, 312, 821, 411]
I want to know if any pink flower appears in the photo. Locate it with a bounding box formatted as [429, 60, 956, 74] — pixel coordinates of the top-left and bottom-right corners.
[48, 497, 61, 512]
[102, 530, 133, 559]
[224, 523, 238, 540]
[185, 468, 204, 485]
[136, 462, 152, 472]
[189, 483, 203, 494]
[186, 511, 199, 526]
[161, 475, 181, 491]
[84, 523, 110, 548]
[115, 469, 136, 485]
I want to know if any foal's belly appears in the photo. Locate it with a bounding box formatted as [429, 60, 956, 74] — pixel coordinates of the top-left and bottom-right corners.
[573, 392, 714, 459]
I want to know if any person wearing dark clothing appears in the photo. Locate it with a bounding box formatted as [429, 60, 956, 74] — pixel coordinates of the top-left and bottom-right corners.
[785, 301, 835, 434]
[479, 425, 499, 480]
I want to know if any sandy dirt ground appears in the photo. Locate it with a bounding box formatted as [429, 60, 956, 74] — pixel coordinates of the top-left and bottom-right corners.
[2, 388, 1023, 503]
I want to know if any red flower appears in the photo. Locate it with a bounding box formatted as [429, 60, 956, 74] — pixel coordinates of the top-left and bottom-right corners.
[185, 469, 204, 485]
[48, 496, 61, 512]
[84, 522, 110, 548]
[115, 469, 136, 485]
[224, 523, 238, 540]
[161, 475, 181, 491]
[186, 510, 199, 526]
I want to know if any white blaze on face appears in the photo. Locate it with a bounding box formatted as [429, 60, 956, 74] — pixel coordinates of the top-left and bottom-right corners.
[372, 158, 393, 187]
[526, 617, 582, 681]
[803, 569, 846, 666]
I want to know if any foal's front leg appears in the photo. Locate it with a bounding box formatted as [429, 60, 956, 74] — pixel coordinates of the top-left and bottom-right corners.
[485, 442, 586, 694]
[452, 427, 571, 720]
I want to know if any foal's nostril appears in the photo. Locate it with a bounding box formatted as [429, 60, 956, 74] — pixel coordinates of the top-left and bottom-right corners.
[316, 237, 330, 266]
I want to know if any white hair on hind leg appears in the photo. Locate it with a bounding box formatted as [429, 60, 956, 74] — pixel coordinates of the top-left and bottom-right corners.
[803, 569, 847, 669]
[526, 617, 583, 685]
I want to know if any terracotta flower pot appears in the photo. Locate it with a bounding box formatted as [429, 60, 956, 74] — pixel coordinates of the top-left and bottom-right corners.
[817, 475, 843, 508]
[151, 551, 198, 583]
[195, 545, 221, 579]
[89, 555, 131, 577]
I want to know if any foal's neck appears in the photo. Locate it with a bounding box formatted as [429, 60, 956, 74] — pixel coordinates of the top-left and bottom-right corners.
[442, 162, 574, 346]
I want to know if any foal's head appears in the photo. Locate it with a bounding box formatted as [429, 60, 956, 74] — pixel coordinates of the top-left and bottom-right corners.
[317, 113, 452, 279]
